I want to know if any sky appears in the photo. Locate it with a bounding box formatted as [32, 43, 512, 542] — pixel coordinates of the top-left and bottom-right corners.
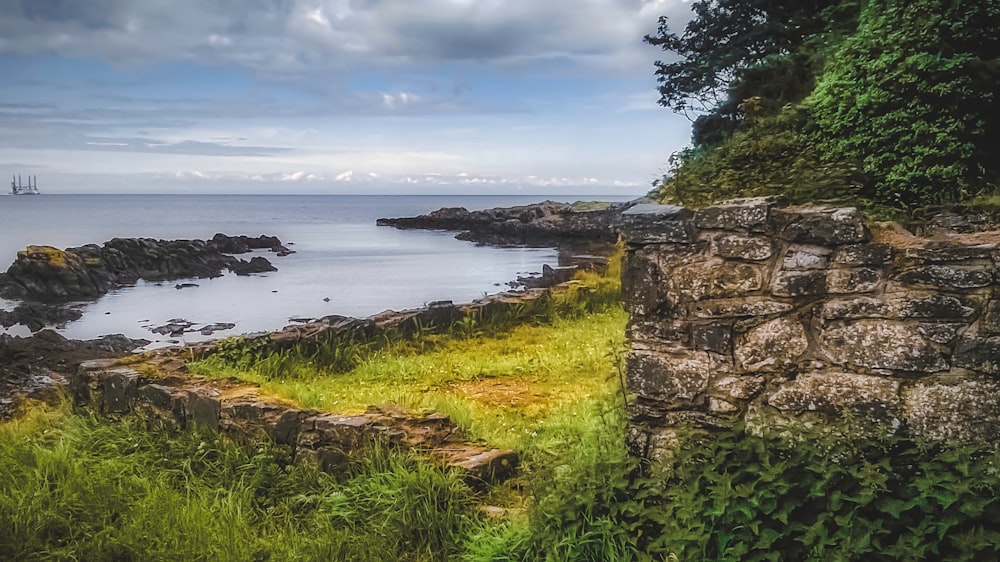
[0, 0, 695, 196]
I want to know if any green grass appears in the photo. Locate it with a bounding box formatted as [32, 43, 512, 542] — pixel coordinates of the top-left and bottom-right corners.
[0, 404, 485, 561]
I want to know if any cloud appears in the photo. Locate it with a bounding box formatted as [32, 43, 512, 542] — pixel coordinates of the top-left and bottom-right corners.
[0, 1, 695, 75]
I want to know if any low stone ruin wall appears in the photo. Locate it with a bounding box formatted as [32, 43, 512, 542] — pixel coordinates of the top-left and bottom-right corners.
[620, 197, 1000, 457]
[71, 359, 517, 485]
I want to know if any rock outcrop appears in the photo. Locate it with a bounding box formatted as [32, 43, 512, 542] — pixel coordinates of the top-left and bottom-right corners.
[0, 234, 289, 302]
[621, 197, 1000, 455]
[377, 200, 636, 247]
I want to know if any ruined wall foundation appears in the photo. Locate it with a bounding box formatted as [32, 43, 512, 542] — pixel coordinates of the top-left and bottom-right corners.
[620, 198, 1000, 458]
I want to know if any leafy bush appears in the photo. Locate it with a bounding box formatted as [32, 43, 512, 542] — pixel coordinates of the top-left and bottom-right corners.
[810, 0, 1000, 208]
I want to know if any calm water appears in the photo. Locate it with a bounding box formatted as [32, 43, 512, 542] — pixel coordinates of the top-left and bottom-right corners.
[0, 194, 631, 346]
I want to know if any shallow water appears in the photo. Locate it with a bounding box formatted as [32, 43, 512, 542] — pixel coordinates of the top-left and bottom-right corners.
[0, 194, 630, 346]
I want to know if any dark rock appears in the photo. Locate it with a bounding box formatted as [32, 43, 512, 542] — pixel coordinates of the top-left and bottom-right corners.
[897, 265, 994, 289]
[379, 200, 631, 247]
[175, 283, 199, 290]
[619, 204, 694, 244]
[953, 335, 1000, 375]
[832, 244, 893, 265]
[693, 197, 780, 231]
[691, 323, 732, 354]
[713, 234, 773, 261]
[772, 206, 869, 245]
[229, 256, 277, 276]
[1, 234, 288, 302]
[199, 323, 236, 336]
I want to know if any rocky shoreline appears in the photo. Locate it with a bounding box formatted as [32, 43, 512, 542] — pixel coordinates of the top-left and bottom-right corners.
[377, 199, 640, 247]
[0, 233, 293, 333]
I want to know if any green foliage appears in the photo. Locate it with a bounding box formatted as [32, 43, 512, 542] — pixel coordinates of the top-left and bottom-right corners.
[810, 0, 1000, 208]
[0, 405, 480, 561]
[659, 103, 865, 207]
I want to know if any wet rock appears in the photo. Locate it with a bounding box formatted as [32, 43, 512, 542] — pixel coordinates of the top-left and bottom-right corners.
[199, 323, 236, 336]
[953, 335, 1000, 375]
[230, 256, 277, 276]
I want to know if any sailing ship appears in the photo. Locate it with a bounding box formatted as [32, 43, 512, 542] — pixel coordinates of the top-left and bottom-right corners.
[9, 175, 39, 195]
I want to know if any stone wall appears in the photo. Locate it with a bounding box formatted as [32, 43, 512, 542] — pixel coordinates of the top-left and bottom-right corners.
[620, 197, 1000, 457]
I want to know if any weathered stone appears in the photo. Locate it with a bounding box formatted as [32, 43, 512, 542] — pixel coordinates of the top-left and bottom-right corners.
[735, 318, 809, 372]
[904, 379, 1000, 444]
[709, 398, 739, 413]
[983, 299, 1000, 335]
[901, 294, 976, 319]
[711, 375, 766, 400]
[628, 320, 690, 348]
[825, 268, 882, 294]
[620, 204, 694, 244]
[819, 297, 893, 320]
[821, 321, 948, 372]
[901, 244, 997, 262]
[691, 323, 732, 354]
[832, 244, 893, 265]
[694, 197, 778, 231]
[187, 391, 221, 430]
[102, 368, 142, 413]
[918, 323, 964, 345]
[766, 372, 901, 420]
[669, 260, 764, 301]
[953, 335, 1000, 375]
[781, 244, 832, 270]
[774, 268, 882, 296]
[713, 234, 773, 261]
[772, 270, 826, 297]
[622, 248, 665, 317]
[627, 351, 721, 408]
[773, 206, 869, 245]
[451, 448, 518, 484]
[897, 265, 993, 289]
[690, 297, 793, 318]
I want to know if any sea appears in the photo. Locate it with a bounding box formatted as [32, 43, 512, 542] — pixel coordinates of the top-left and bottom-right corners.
[0, 194, 634, 347]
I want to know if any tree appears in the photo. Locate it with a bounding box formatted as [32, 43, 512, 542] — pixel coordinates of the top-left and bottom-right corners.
[645, 0, 858, 145]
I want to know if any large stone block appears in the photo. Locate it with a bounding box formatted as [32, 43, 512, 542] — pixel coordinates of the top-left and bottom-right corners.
[713, 234, 774, 261]
[621, 248, 664, 317]
[773, 206, 869, 245]
[690, 297, 793, 319]
[818, 294, 976, 321]
[669, 259, 765, 301]
[691, 322, 732, 354]
[694, 197, 777, 231]
[781, 244, 831, 270]
[773, 268, 881, 297]
[821, 320, 948, 372]
[101, 369, 142, 414]
[735, 317, 809, 372]
[620, 204, 694, 244]
[626, 351, 723, 408]
[953, 335, 1000, 375]
[900, 244, 997, 262]
[982, 299, 1000, 335]
[897, 265, 993, 289]
[904, 378, 1000, 444]
[766, 371, 902, 421]
[832, 243, 893, 266]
